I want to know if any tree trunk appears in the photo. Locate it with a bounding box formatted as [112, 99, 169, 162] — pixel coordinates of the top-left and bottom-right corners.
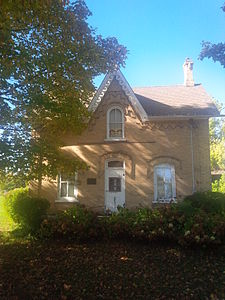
[37, 174, 42, 197]
[37, 153, 43, 197]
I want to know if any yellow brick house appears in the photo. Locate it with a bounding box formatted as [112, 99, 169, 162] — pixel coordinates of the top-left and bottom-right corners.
[32, 58, 219, 213]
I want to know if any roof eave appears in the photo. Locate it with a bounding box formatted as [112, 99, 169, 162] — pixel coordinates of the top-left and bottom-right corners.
[146, 114, 220, 121]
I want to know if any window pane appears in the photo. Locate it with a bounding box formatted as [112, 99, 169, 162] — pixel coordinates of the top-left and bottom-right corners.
[164, 168, 172, 198]
[155, 166, 174, 200]
[59, 173, 77, 198]
[60, 182, 67, 197]
[164, 168, 172, 182]
[115, 109, 122, 122]
[109, 123, 122, 137]
[108, 108, 123, 138]
[157, 173, 164, 199]
[108, 161, 123, 168]
[165, 182, 172, 199]
[68, 175, 75, 182]
[109, 109, 115, 123]
[61, 173, 75, 182]
[109, 177, 121, 192]
[68, 183, 75, 197]
[156, 168, 164, 182]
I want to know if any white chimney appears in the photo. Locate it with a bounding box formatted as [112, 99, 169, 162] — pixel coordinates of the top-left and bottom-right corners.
[183, 58, 194, 87]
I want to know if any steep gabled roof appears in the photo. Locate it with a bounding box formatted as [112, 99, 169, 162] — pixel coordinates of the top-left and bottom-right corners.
[88, 69, 149, 122]
[133, 84, 220, 117]
[89, 69, 220, 121]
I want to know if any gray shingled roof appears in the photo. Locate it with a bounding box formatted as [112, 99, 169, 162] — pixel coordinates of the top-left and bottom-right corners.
[133, 84, 220, 117]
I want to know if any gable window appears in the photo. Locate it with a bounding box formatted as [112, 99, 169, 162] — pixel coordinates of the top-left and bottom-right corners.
[57, 173, 78, 202]
[107, 107, 124, 139]
[153, 164, 176, 203]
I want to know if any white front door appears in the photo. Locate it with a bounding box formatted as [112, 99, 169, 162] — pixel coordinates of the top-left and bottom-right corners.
[105, 160, 125, 212]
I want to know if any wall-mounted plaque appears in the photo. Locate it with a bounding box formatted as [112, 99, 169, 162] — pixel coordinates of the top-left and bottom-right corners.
[87, 178, 97, 185]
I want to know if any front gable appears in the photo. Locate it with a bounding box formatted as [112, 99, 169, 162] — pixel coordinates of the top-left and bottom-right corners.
[89, 69, 148, 122]
[64, 76, 145, 145]
[87, 77, 144, 142]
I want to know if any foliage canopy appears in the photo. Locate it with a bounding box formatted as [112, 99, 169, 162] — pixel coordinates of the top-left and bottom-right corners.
[0, 0, 127, 191]
[209, 101, 225, 193]
[199, 3, 225, 68]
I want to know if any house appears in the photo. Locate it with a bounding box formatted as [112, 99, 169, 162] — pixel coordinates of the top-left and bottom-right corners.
[33, 58, 220, 213]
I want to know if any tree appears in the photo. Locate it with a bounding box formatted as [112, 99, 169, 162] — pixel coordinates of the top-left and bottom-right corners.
[209, 101, 225, 193]
[0, 0, 127, 192]
[199, 2, 225, 193]
[212, 174, 225, 193]
[209, 103, 225, 171]
[199, 3, 225, 68]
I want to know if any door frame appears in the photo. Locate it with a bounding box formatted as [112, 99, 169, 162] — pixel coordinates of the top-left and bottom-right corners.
[104, 159, 125, 212]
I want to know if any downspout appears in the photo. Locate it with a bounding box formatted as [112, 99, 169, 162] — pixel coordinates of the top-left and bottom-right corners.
[190, 119, 196, 193]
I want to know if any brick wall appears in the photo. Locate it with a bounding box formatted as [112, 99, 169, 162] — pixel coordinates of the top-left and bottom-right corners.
[32, 79, 211, 212]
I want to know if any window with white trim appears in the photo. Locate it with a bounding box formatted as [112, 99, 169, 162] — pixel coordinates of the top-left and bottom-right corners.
[107, 107, 124, 139]
[57, 173, 78, 202]
[154, 164, 176, 203]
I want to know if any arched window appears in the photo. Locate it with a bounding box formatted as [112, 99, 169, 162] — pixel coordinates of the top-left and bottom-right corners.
[107, 107, 124, 139]
[154, 164, 176, 203]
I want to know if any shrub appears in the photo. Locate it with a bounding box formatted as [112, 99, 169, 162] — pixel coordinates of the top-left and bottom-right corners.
[4, 187, 50, 233]
[39, 205, 104, 241]
[4, 187, 29, 220]
[64, 205, 96, 227]
[212, 174, 225, 194]
[178, 212, 225, 246]
[63, 205, 101, 240]
[132, 208, 164, 241]
[104, 208, 136, 239]
[38, 196, 225, 247]
[172, 200, 197, 218]
[183, 191, 225, 215]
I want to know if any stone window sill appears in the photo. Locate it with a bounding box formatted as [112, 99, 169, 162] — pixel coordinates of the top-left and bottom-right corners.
[55, 197, 79, 203]
[104, 138, 127, 142]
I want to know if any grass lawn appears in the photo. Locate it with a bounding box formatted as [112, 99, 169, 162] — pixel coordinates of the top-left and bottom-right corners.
[0, 236, 224, 300]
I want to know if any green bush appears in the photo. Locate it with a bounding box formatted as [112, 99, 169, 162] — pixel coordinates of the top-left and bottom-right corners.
[38, 194, 225, 247]
[172, 201, 197, 217]
[212, 174, 225, 194]
[64, 205, 96, 227]
[131, 205, 225, 246]
[183, 191, 225, 215]
[63, 205, 102, 240]
[4, 187, 50, 233]
[104, 208, 136, 239]
[4, 187, 29, 220]
[39, 205, 104, 241]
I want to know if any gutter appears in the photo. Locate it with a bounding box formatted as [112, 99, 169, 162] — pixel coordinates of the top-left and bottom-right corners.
[147, 115, 218, 121]
[189, 120, 196, 193]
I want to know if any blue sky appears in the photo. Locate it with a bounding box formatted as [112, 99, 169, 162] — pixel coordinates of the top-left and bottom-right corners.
[86, 0, 225, 110]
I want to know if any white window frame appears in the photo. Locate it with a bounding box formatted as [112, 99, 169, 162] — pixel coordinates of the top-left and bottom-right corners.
[153, 164, 176, 203]
[56, 172, 78, 203]
[106, 106, 125, 141]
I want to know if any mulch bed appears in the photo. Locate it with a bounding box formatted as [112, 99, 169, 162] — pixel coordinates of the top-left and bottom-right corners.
[0, 237, 224, 299]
